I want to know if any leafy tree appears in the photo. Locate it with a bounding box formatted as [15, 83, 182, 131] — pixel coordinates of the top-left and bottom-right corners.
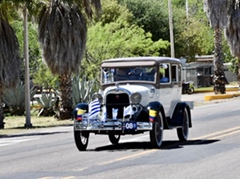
[100, 0, 133, 25]
[82, 1, 169, 80]
[118, 0, 169, 42]
[38, 0, 101, 119]
[118, 0, 211, 60]
[33, 61, 59, 90]
[11, 19, 41, 80]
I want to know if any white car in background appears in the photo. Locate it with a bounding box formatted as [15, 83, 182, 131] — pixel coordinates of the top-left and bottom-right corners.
[73, 57, 193, 151]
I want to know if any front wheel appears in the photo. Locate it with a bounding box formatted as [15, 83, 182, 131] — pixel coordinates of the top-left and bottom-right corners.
[108, 134, 121, 145]
[187, 87, 194, 94]
[177, 108, 189, 141]
[74, 130, 89, 151]
[150, 112, 164, 148]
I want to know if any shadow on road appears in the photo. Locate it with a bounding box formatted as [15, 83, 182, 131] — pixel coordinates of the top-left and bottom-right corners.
[90, 139, 219, 152]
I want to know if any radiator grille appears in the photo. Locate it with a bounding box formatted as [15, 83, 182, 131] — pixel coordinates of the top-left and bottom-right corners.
[106, 93, 130, 119]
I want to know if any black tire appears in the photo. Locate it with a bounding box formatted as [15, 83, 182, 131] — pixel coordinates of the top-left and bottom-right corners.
[108, 134, 121, 145]
[177, 108, 189, 141]
[150, 112, 164, 148]
[187, 87, 194, 94]
[74, 130, 89, 151]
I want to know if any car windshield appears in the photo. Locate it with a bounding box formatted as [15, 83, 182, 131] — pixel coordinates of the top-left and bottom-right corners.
[101, 66, 156, 84]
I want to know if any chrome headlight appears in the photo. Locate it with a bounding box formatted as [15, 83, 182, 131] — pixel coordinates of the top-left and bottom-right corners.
[131, 92, 142, 104]
[91, 93, 103, 102]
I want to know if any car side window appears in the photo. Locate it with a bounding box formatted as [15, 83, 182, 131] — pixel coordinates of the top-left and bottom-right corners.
[178, 65, 182, 82]
[171, 64, 178, 82]
[159, 63, 170, 83]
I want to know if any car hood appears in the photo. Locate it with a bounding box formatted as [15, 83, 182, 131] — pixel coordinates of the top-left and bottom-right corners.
[103, 84, 155, 106]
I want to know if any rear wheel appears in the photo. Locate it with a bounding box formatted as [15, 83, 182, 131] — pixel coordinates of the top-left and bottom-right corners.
[177, 108, 189, 141]
[74, 130, 89, 151]
[108, 134, 121, 145]
[150, 112, 164, 148]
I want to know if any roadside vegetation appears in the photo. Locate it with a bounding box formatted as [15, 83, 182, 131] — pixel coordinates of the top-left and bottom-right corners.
[0, 116, 73, 136]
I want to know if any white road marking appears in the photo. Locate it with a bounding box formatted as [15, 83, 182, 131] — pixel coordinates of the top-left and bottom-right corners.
[0, 136, 40, 147]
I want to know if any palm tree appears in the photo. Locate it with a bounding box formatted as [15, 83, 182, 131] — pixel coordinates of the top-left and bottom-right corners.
[204, 0, 230, 94]
[0, 0, 42, 128]
[38, 0, 101, 119]
[0, 5, 21, 128]
[225, 0, 240, 87]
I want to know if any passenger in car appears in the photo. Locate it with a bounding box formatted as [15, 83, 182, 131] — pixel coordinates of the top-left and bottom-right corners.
[160, 77, 169, 83]
[115, 68, 129, 81]
[160, 72, 169, 83]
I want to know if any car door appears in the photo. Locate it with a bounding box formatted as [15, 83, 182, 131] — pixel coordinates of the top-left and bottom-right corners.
[158, 63, 172, 116]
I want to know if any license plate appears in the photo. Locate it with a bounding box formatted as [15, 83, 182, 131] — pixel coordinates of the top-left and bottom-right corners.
[122, 122, 137, 130]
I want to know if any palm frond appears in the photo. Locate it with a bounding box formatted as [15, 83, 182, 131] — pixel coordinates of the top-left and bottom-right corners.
[0, 17, 21, 90]
[38, 0, 87, 75]
[225, 1, 240, 57]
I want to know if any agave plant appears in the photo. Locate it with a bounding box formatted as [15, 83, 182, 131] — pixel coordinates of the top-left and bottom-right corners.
[35, 91, 58, 117]
[72, 75, 98, 107]
[2, 82, 37, 116]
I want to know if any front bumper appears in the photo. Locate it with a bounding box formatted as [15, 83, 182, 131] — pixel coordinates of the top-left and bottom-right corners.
[74, 120, 152, 132]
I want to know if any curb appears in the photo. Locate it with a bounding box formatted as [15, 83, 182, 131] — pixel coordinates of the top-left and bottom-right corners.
[204, 93, 240, 101]
[195, 87, 240, 101]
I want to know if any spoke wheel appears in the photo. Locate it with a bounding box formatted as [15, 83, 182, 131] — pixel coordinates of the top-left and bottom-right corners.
[177, 108, 189, 141]
[74, 130, 89, 151]
[150, 112, 163, 148]
[108, 134, 121, 145]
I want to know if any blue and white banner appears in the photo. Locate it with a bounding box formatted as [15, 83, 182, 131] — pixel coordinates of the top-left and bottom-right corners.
[88, 99, 100, 120]
[101, 106, 107, 122]
[112, 108, 118, 120]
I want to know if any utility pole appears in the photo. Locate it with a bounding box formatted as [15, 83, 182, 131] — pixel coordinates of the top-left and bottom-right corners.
[186, 0, 189, 20]
[23, 5, 32, 128]
[168, 0, 175, 58]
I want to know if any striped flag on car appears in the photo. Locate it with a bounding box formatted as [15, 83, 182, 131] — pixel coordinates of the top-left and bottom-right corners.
[88, 99, 101, 119]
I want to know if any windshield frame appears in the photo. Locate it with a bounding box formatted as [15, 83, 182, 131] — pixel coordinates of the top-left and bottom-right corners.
[101, 65, 157, 86]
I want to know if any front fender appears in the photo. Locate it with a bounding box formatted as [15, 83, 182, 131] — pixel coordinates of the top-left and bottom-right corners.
[148, 101, 162, 111]
[147, 101, 166, 123]
[73, 103, 88, 120]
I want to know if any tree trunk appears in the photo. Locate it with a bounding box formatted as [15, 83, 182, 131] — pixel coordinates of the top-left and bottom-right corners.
[0, 91, 5, 129]
[213, 28, 226, 94]
[59, 74, 73, 120]
[237, 59, 240, 88]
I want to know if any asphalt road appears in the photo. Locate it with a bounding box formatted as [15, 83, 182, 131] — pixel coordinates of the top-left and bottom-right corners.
[1, 96, 240, 179]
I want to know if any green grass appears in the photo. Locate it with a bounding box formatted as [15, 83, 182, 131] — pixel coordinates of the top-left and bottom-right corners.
[195, 87, 213, 92]
[0, 116, 73, 136]
[229, 81, 239, 86]
[195, 82, 239, 92]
